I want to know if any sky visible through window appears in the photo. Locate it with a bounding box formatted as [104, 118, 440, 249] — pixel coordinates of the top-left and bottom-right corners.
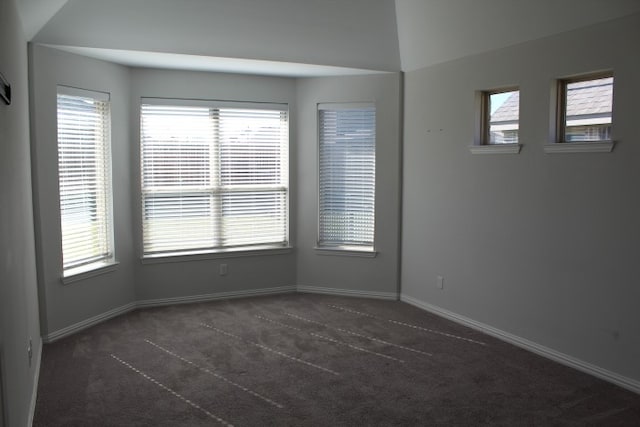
[490, 92, 511, 114]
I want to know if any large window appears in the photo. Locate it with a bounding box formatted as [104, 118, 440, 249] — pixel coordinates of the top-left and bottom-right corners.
[140, 99, 289, 257]
[558, 74, 613, 143]
[318, 103, 376, 251]
[57, 86, 114, 276]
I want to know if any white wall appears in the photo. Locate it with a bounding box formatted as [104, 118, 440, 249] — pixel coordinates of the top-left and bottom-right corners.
[296, 74, 403, 297]
[29, 49, 300, 335]
[33, 0, 400, 72]
[17, 4, 640, 424]
[30, 45, 136, 336]
[29, 47, 404, 335]
[130, 68, 298, 302]
[401, 13, 640, 385]
[0, 0, 41, 424]
[28, 44, 404, 336]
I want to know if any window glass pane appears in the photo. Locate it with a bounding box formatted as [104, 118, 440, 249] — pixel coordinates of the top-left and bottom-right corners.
[221, 191, 287, 247]
[142, 193, 215, 253]
[218, 109, 287, 187]
[488, 90, 519, 144]
[564, 76, 613, 142]
[57, 89, 113, 273]
[140, 102, 289, 256]
[318, 105, 375, 248]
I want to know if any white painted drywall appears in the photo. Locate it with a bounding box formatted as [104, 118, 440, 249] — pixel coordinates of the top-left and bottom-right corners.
[296, 74, 402, 296]
[401, 13, 640, 383]
[29, 45, 136, 335]
[395, 0, 640, 71]
[130, 68, 298, 301]
[0, 0, 41, 425]
[33, 0, 401, 72]
[28, 47, 401, 333]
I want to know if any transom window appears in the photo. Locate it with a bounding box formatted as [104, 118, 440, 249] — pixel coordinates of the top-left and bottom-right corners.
[482, 88, 520, 145]
[140, 99, 289, 257]
[318, 103, 376, 251]
[558, 74, 613, 143]
[57, 86, 114, 276]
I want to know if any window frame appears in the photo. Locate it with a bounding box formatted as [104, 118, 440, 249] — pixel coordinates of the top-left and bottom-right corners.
[544, 70, 615, 154]
[556, 72, 614, 144]
[315, 102, 377, 256]
[470, 87, 522, 155]
[56, 85, 116, 281]
[139, 98, 290, 260]
[482, 87, 520, 146]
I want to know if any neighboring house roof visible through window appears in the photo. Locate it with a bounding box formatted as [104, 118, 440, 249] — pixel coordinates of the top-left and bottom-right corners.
[491, 78, 613, 126]
[490, 91, 520, 124]
[565, 77, 613, 126]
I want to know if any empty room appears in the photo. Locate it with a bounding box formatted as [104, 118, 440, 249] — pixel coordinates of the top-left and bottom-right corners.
[1, 0, 639, 425]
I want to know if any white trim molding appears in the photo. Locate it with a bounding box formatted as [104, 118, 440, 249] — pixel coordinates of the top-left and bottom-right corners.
[136, 286, 296, 308]
[313, 247, 377, 258]
[401, 294, 640, 395]
[43, 303, 136, 343]
[544, 141, 615, 153]
[469, 144, 522, 155]
[44, 286, 297, 342]
[44, 286, 394, 344]
[141, 247, 293, 265]
[298, 285, 398, 300]
[61, 261, 119, 285]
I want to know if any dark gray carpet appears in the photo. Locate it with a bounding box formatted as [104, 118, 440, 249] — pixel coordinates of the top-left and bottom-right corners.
[34, 293, 640, 426]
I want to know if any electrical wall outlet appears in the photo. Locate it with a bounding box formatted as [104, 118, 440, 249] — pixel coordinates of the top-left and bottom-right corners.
[219, 263, 228, 276]
[437, 275, 444, 290]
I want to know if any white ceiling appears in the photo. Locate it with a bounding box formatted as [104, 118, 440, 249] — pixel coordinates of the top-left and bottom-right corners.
[16, 0, 640, 76]
[395, 0, 640, 71]
[15, 0, 68, 40]
[45, 45, 389, 78]
[28, 0, 401, 76]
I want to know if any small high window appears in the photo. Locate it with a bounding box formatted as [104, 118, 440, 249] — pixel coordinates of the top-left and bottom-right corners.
[482, 89, 519, 145]
[558, 74, 613, 143]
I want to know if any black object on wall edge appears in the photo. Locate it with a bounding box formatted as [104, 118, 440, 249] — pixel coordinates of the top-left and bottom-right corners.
[0, 72, 11, 105]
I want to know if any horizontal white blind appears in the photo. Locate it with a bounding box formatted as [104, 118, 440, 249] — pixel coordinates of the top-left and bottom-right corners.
[318, 105, 375, 247]
[141, 102, 288, 255]
[57, 89, 113, 272]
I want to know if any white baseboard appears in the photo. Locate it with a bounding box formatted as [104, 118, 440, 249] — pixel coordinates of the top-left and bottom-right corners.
[45, 285, 392, 342]
[401, 294, 640, 395]
[297, 285, 398, 300]
[136, 285, 296, 308]
[43, 303, 137, 343]
[44, 286, 296, 342]
[27, 337, 42, 427]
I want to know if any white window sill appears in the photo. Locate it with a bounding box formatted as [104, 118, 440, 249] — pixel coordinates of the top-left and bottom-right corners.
[141, 245, 293, 264]
[62, 261, 119, 285]
[314, 246, 377, 258]
[469, 144, 522, 155]
[544, 141, 615, 153]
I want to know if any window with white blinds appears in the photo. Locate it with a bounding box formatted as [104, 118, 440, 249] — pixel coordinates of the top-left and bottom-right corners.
[57, 86, 114, 275]
[318, 103, 376, 249]
[140, 99, 289, 257]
